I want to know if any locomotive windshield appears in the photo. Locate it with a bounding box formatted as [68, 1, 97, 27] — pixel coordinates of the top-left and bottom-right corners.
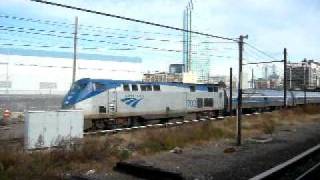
[62, 79, 107, 108]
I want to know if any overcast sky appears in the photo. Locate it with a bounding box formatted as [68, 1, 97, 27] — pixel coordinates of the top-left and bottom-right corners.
[0, 0, 319, 76]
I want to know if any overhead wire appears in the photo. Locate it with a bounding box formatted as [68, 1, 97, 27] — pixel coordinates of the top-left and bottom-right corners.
[0, 25, 237, 57]
[30, 0, 238, 42]
[245, 42, 279, 61]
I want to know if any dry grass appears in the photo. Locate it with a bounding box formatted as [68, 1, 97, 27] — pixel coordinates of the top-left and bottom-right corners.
[0, 105, 319, 179]
[0, 137, 130, 179]
[135, 120, 235, 154]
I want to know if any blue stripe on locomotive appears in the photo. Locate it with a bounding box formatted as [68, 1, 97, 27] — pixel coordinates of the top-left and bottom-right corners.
[62, 78, 215, 108]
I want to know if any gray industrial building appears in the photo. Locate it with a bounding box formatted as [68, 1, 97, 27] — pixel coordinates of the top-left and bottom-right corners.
[286, 60, 320, 90]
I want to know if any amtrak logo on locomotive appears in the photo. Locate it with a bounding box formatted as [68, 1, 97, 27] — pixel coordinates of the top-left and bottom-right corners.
[121, 94, 144, 108]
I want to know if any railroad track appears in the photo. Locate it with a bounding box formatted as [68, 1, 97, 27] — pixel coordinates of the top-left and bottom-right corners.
[83, 112, 260, 136]
[250, 144, 320, 180]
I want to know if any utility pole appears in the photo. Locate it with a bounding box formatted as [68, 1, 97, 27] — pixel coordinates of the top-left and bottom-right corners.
[303, 61, 307, 105]
[229, 68, 233, 115]
[72, 16, 78, 86]
[6, 63, 9, 94]
[283, 48, 287, 108]
[251, 68, 254, 89]
[289, 66, 292, 89]
[237, 35, 248, 146]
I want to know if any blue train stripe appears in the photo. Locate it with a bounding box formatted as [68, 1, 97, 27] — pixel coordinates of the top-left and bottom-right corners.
[131, 99, 143, 107]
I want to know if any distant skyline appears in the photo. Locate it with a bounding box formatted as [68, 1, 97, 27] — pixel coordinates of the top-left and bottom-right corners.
[0, 0, 319, 76]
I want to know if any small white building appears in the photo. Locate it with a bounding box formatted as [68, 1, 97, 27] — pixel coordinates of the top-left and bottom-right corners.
[0, 48, 142, 94]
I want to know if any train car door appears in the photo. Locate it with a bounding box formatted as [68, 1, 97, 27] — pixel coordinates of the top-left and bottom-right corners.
[108, 88, 117, 115]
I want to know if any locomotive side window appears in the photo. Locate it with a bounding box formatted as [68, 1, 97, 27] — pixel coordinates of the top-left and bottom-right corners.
[214, 87, 218, 92]
[131, 84, 138, 91]
[141, 84, 152, 91]
[208, 86, 213, 92]
[99, 106, 106, 113]
[94, 82, 105, 91]
[197, 98, 203, 108]
[190, 86, 196, 92]
[123, 84, 130, 91]
[204, 98, 213, 107]
[153, 85, 161, 91]
[140, 85, 147, 91]
[146, 85, 152, 91]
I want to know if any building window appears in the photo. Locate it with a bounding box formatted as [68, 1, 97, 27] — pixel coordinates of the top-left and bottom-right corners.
[214, 87, 218, 92]
[141, 84, 152, 91]
[190, 86, 196, 92]
[153, 85, 161, 91]
[123, 84, 130, 91]
[131, 84, 138, 91]
[197, 98, 203, 108]
[204, 98, 214, 107]
[208, 86, 213, 92]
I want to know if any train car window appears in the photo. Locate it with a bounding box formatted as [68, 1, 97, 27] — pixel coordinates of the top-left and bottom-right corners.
[99, 106, 106, 113]
[141, 85, 152, 91]
[214, 87, 218, 92]
[131, 84, 138, 91]
[153, 85, 161, 91]
[190, 86, 196, 92]
[208, 86, 214, 92]
[197, 98, 203, 108]
[140, 85, 147, 91]
[123, 84, 130, 91]
[204, 98, 213, 107]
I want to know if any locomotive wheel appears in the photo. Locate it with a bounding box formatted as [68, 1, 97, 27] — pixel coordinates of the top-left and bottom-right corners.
[93, 119, 105, 130]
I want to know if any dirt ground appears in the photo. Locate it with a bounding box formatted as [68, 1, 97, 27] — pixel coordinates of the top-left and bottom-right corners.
[0, 118, 24, 142]
[115, 121, 320, 180]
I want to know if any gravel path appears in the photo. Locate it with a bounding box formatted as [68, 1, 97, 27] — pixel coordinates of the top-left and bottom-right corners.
[121, 122, 320, 180]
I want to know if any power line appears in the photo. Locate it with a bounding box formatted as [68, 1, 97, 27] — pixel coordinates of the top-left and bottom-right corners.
[30, 0, 237, 42]
[0, 25, 236, 55]
[0, 27, 183, 52]
[245, 42, 279, 61]
[0, 14, 184, 38]
[0, 24, 235, 46]
[242, 60, 284, 65]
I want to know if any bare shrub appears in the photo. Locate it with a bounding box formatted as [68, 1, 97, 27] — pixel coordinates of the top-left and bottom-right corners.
[261, 119, 276, 136]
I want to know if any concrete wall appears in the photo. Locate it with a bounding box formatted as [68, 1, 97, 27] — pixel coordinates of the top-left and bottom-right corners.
[24, 110, 83, 150]
[0, 94, 64, 112]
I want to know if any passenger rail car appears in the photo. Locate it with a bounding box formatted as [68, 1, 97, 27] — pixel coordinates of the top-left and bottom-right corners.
[62, 78, 225, 130]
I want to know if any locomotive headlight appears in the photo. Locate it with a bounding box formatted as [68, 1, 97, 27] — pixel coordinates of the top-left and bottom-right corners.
[109, 103, 115, 111]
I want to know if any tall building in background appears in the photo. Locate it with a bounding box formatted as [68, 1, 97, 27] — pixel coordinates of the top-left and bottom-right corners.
[182, 1, 210, 83]
[183, 1, 192, 73]
[169, 64, 184, 74]
[189, 42, 210, 83]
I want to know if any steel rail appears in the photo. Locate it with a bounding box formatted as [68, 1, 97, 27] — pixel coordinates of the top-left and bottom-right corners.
[250, 144, 320, 180]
